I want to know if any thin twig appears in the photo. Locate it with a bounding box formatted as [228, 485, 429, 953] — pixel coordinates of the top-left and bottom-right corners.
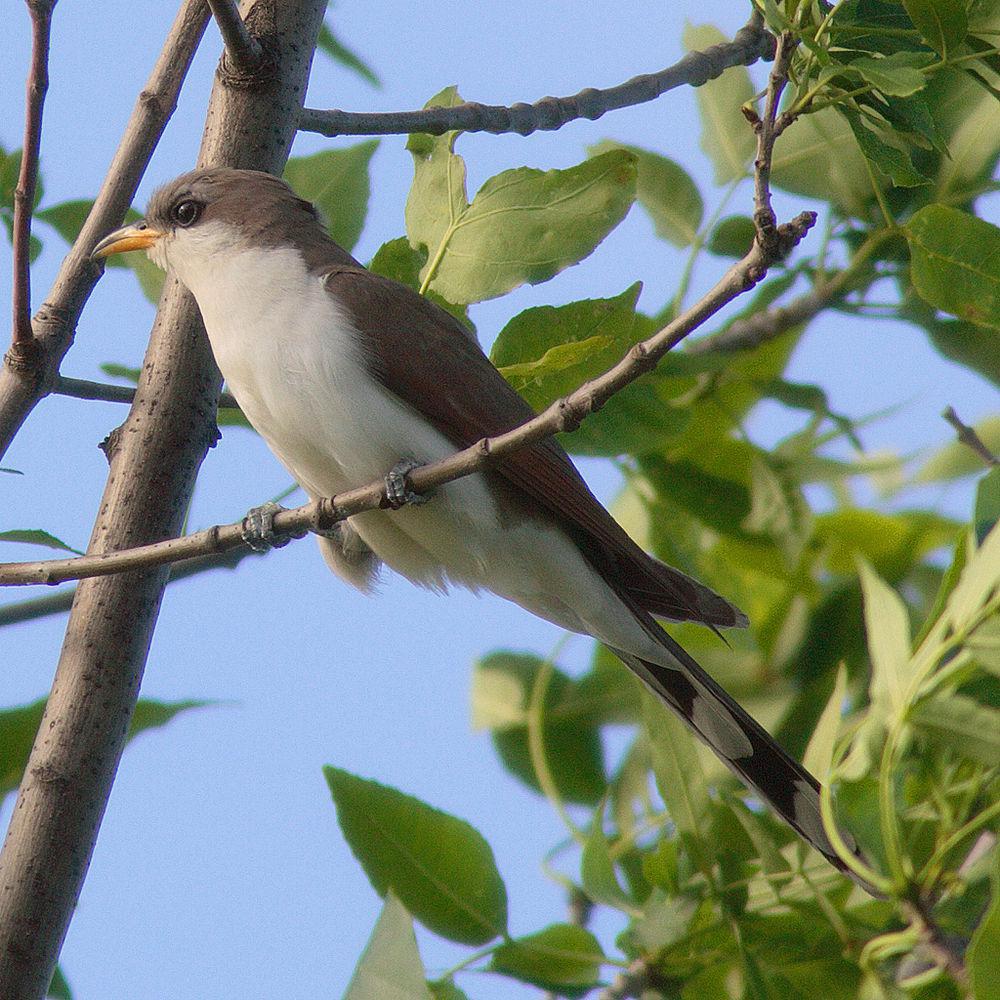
[0, 210, 817, 588]
[943, 406, 999, 468]
[0, 0, 210, 459]
[53, 374, 240, 410]
[9, 0, 55, 366]
[207, 0, 264, 73]
[299, 13, 774, 138]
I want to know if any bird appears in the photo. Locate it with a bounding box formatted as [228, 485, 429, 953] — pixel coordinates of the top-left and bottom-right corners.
[93, 167, 866, 888]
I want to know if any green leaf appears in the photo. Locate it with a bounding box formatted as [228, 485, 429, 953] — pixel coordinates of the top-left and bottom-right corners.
[100, 363, 141, 382]
[471, 653, 606, 805]
[771, 106, 873, 217]
[562, 376, 690, 457]
[581, 800, 636, 912]
[316, 21, 381, 88]
[427, 980, 470, 1000]
[845, 53, 932, 97]
[0, 529, 82, 555]
[943, 522, 1000, 631]
[803, 665, 848, 780]
[405, 87, 470, 269]
[415, 149, 637, 305]
[707, 215, 755, 258]
[683, 24, 755, 183]
[842, 108, 929, 187]
[46, 965, 72, 1000]
[1, 697, 210, 799]
[323, 766, 508, 944]
[590, 141, 702, 247]
[642, 687, 714, 873]
[911, 695, 1000, 766]
[906, 205, 1000, 330]
[491, 284, 643, 411]
[284, 141, 378, 251]
[343, 893, 433, 1000]
[36, 199, 93, 243]
[369, 237, 427, 289]
[857, 558, 911, 718]
[975, 467, 1000, 543]
[489, 924, 604, 996]
[969, 849, 1000, 999]
[922, 317, 1000, 385]
[902, 0, 968, 56]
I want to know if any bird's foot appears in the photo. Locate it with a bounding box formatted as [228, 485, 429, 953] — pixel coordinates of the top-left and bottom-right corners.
[241, 501, 291, 552]
[384, 458, 430, 510]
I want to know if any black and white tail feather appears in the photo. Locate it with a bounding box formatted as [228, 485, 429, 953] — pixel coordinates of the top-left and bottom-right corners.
[609, 596, 873, 893]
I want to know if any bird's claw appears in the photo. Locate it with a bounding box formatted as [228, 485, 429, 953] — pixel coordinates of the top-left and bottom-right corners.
[385, 459, 430, 510]
[241, 501, 291, 551]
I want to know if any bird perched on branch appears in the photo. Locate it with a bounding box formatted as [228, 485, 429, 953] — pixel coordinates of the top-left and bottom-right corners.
[94, 167, 867, 889]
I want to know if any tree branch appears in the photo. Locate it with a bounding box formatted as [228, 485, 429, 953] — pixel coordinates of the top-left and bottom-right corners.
[298, 13, 774, 138]
[0, 3, 328, 996]
[0, 209, 817, 588]
[0, 0, 211, 460]
[52, 374, 240, 410]
[8, 0, 55, 367]
[207, 0, 265, 73]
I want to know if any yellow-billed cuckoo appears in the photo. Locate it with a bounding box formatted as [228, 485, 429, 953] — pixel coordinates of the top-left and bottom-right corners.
[93, 168, 865, 886]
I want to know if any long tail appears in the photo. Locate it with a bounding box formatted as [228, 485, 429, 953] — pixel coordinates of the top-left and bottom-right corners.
[608, 607, 876, 894]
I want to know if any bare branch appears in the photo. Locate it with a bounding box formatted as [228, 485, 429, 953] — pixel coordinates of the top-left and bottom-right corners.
[943, 406, 999, 468]
[52, 374, 240, 410]
[0, 210, 817, 589]
[8, 0, 55, 367]
[0, 2, 328, 996]
[0, 548, 257, 628]
[298, 13, 774, 138]
[0, 0, 211, 460]
[207, 0, 265, 73]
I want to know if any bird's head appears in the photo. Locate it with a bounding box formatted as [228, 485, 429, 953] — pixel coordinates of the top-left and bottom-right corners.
[91, 167, 328, 285]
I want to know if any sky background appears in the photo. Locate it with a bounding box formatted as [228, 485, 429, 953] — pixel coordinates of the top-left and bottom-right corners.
[1, 2, 997, 998]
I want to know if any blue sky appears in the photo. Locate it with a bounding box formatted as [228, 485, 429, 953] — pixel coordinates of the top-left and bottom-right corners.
[1, 2, 996, 998]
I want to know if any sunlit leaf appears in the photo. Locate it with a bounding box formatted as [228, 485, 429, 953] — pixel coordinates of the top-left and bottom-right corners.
[343, 893, 432, 1000]
[0, 529, 82, 555]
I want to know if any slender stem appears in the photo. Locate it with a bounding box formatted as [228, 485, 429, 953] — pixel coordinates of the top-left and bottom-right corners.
[9, 0, 55, 362]
[52, 374, 241, 411]
[206, 0, 264, 72]
[299, 14, 775, 138]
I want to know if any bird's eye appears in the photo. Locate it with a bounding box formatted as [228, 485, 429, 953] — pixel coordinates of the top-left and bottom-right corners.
[171, 200, 202, 227]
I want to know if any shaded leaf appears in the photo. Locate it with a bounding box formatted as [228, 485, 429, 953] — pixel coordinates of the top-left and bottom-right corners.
[581, 800, 635, 912]
[489, 924, 604, 996]
[917, 417, 1000, 482]
[471, 652, 606, 805]
[343, 893, 432, 1000]
[707, 215, 755, 258]
[590, 141, 703, 246]
[0, 529, 82, 555]
[316, 21, 381, 88]
[975, 467, 1000, 543]
[46, 966, 71, 1000]
[906, 205, 1000, 330]
[846, 53, 932, 97]
[642, 687, 713, 873]
[843, 108, 929, 187]
[1, 697, 210, 799]
[969, 849, 1000, 999]
[683, 24, 755, 183]
[284, 141, 378, 251]
[902, 0, 968, 56]
[911, 695, 1000, 766]
[324, 767, 508, 944]
[427, 980, 469, 1000]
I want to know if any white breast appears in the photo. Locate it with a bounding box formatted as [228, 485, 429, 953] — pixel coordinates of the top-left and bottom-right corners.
[168, 236, 506, 591]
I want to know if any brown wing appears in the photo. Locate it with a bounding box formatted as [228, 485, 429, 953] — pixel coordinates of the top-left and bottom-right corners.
[323, 264, 746, 629]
